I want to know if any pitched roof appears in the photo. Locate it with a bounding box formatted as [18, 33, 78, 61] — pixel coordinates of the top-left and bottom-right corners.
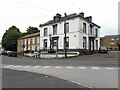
[20, 32, 40, 39]
[101, 35, 120, 39]
[39, 13, 101, 28]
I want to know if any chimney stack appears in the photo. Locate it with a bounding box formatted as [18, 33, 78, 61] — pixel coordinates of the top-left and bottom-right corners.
[79, 12, 84, 17]
[53, 13, 61, 22]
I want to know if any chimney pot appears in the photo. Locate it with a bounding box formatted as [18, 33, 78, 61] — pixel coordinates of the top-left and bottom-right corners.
[79, 12, 84, 17]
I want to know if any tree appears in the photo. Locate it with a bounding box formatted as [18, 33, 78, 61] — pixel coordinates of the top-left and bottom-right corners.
[2, 26, 22, 51]
[26, 26, 40, 34]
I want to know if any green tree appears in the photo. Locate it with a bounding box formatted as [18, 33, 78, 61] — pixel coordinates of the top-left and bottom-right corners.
[26, 26, 40, 34]
[2, 26, 22, 51]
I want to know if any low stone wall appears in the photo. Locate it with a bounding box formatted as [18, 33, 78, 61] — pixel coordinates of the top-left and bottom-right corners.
[24, 52, 79, 58]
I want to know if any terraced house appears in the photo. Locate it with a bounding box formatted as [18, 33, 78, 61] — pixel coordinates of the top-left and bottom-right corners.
[39, 12, 101, 51]
[17, 32, 40, 53]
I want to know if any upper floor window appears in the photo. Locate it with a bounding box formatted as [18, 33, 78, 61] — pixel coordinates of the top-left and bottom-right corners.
[111, 38, 114, 41]
[89, 25, 93, 35]
[28, 38, 30, 44]
[95, 29, 98, 37]
[32, 37, 35, 44]
[37, 37, 39, 44]
[44, 28, 47, 36]
[83, 23, 86, 33]
[66, 23, 69, 33]
[53, 24, 57, 35]
[24, 39, 27, 45]
[64, 23, 69, 33]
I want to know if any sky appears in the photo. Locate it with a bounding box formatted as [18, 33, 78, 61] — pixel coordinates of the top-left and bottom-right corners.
[0, 0, 119, 41]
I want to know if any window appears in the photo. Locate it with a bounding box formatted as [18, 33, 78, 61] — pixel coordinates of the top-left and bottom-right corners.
[28, 46, 30, 50]
[32, 37, 35, 44]
[83, 37, 87, 49]
[111, 38, 114, 41]
[37, 37, 39, 44]
[110, 42, 114, 45]
[44, 39, 47, 49]
[24, 39, 27, 45]
[52, 39, 58, 49]
[117, 38, 119, 40]
[66, 23, 69, 33]
[64, 37, 69, 49]
[28, 38, 30, 44]
[89, 25, 93, 35]
[83, 23, 86, 33]
[53, 24, 57, 35]
[44, 28, 47, 36]
[64, 23, 69, 33]
[96, 40, 98, 50]
[95, 29, 98, 37]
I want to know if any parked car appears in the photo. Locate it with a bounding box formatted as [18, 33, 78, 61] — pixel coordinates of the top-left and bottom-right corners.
[1, 50, 8, 55]
[99, 46, 108, 54]
[107, 48, 111, 51]
[8, 51, 17, 57]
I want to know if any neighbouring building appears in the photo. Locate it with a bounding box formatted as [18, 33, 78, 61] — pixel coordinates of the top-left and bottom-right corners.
[100, 35, 120, 51]
[17, 32, 40, 53]
[39, 12, 101, 51]
[0, 41, 2, 52]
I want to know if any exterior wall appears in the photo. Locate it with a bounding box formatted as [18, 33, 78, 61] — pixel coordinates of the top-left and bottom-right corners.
[17, 34, 40, 53]
[40, 17, 100, 50]
[40, 17, 80, 50]
[100, 37, 120, 51]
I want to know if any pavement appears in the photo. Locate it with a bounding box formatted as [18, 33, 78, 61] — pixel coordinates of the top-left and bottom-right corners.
[1, 51, 119, 88]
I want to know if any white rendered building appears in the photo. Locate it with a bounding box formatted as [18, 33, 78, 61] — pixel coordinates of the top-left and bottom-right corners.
[39, 12, 101, 51]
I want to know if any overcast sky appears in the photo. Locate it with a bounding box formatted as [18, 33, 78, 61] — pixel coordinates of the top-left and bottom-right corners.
[0, 0, 119, 40]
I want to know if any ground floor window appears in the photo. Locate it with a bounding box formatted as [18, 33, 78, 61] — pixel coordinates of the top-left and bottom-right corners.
[44, 39, 47, 49]
[96, 40, 98, 50]
[52, 39, 58, 49]
[83, 37, 87, 49]
[64, 37, 69, 49]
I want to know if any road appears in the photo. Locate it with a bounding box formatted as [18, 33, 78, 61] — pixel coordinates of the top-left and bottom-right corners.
[2, 51, 118, 67]
[2, 69, 85, 88]
[1, 51, 119, 88]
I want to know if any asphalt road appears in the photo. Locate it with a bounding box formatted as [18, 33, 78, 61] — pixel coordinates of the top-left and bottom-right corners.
[1, 51, 118, 67]
[2, 69, 86, 88]
[1, 51, 119, 88]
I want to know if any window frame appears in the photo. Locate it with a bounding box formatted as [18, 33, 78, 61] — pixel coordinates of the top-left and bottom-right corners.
[44, 28, 48, 37]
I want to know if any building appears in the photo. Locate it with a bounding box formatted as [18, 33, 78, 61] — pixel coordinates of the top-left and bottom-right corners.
[17, 32, 40, 53]
[0, 41, 2, 52]
[39, 12, 100, 51]
[100, 35, 120, 51]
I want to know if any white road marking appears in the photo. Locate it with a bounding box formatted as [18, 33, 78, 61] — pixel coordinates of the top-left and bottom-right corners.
[104, 67, 115, 70]
[78, 67, 87, 69]
[33, 66, 42, 68]
[42, 66, 52, 68]
[54, 66, 62, 68]
[66, 66, 74, 69]
[2, 64, 118, 71]
[91, 67, 101, 69]
[3, 65, 14, 68]
[24, 66, 31, 68]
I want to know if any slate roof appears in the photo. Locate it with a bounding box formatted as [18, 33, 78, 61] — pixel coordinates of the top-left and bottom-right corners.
[19, 32, 40, 39]
[101, 35, 120, 39]
[39, 13, 101, 28]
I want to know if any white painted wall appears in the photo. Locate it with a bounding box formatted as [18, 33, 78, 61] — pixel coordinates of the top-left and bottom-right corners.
[40, 16, 100, 50]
